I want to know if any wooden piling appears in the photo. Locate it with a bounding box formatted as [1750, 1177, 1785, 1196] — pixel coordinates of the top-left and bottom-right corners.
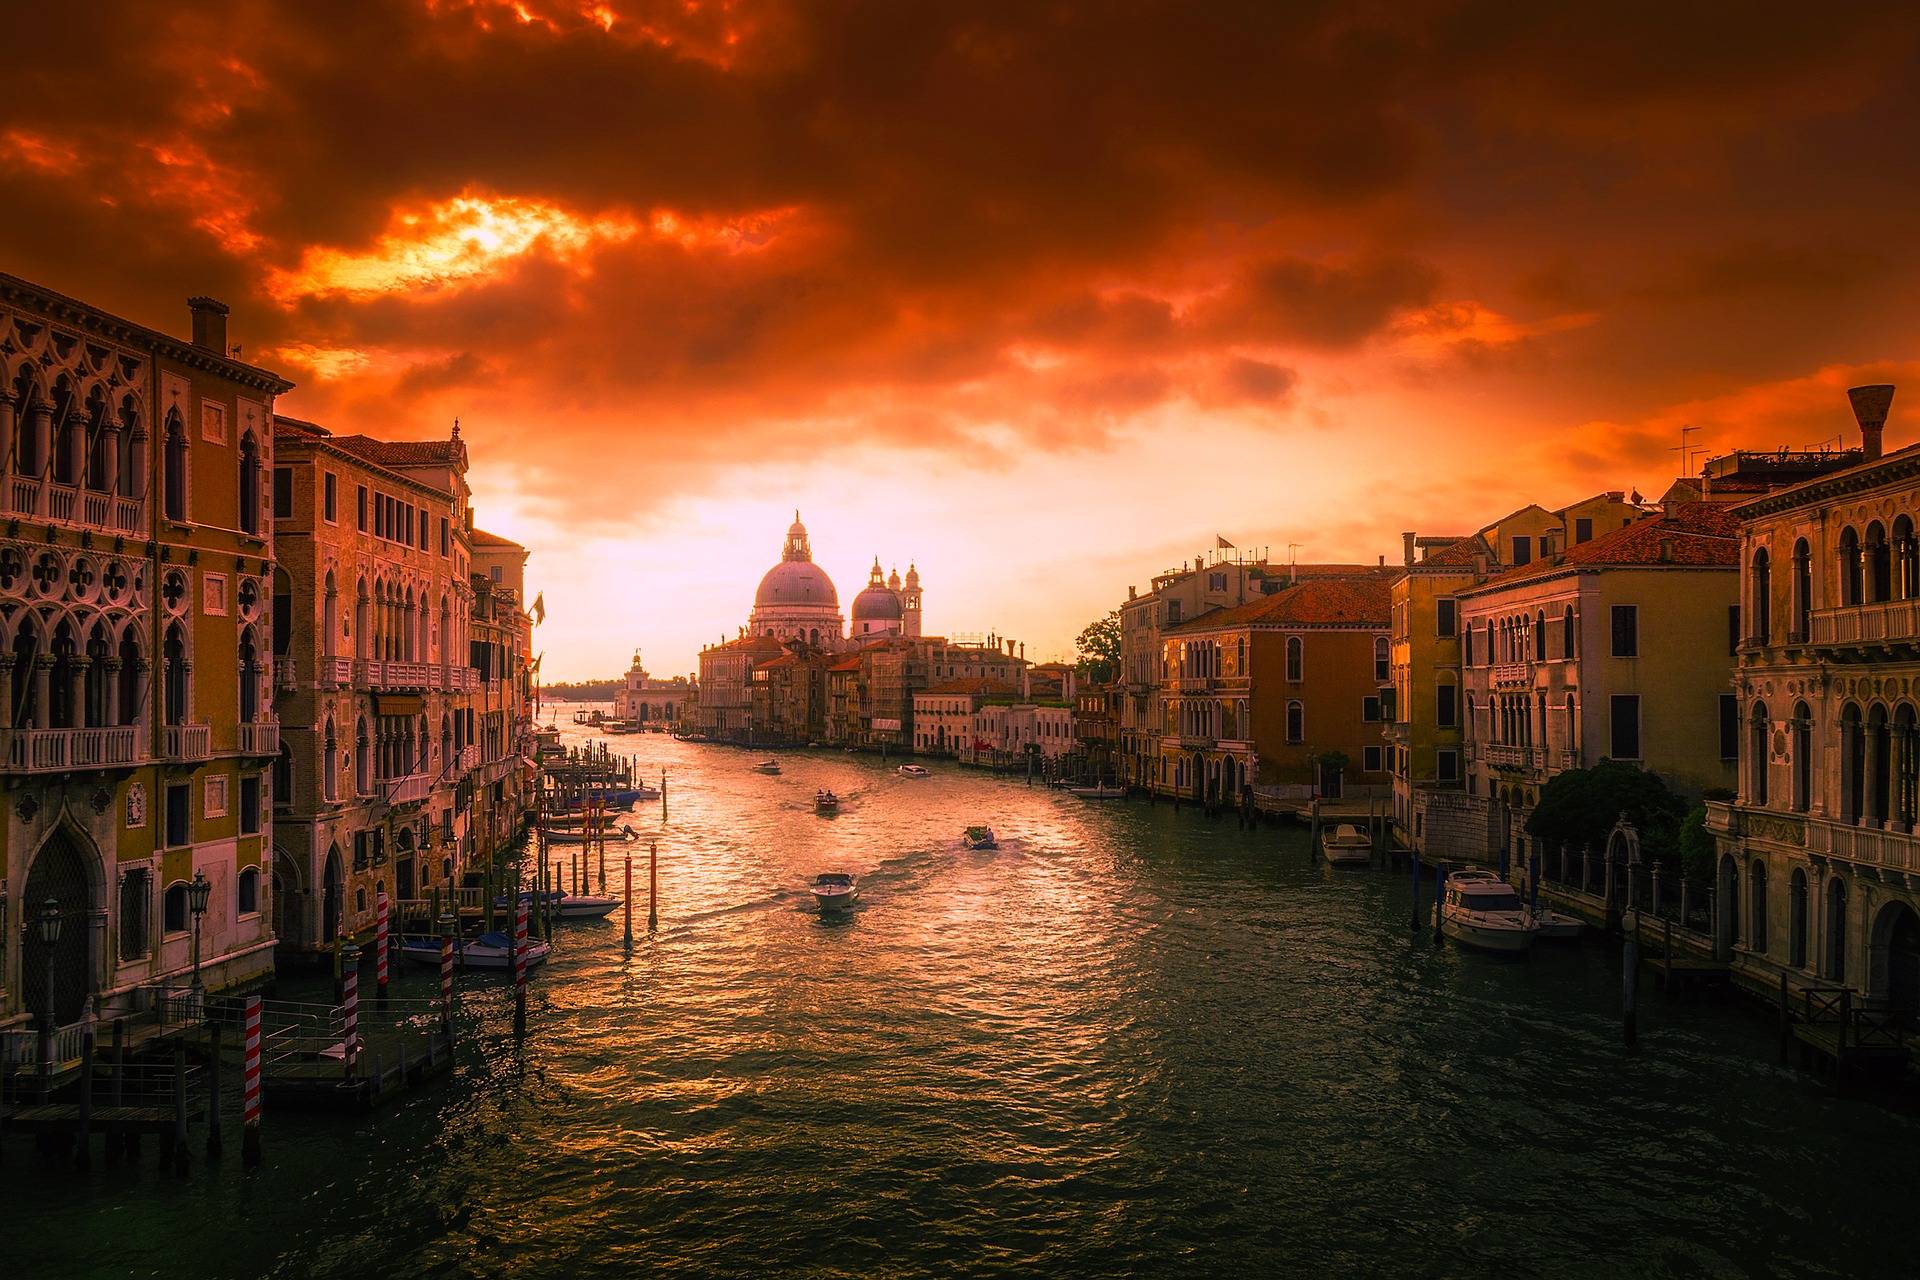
[73, 1027, 94, 1174]
[172, 1047, 190, 1175]
[1777, 972, 1792, 1066]
[624, 857, 634, 949]
[1622, 915, 1640, 1049]
[649, 840, 659, 930]
[205, 1021, 223, 1159]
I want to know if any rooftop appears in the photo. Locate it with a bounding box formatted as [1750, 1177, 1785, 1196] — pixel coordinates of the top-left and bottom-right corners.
[1169, 576, 1391, 632]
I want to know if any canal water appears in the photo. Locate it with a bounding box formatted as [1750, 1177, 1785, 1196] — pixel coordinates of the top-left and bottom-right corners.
[17, 715, 1917, 1278]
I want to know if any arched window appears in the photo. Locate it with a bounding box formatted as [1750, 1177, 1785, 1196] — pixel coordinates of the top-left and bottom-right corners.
[1373, 636, 1388, 682]
[1748, 702, 1770, 806]
[355, 717, 371, 795]
[323, 717, 338, 801]
[1841, 703, 1865, 823]
[1840, 527, 1863, 607]
[238, 626, 260, 722]
[1565, 692, 1578, 753]
[1869, 704, 1892, 824]
[1286, 637, 1304, 683]
[1897, 516, 1920, 601]
[1791, 702, 1812, 813]
[238, 866, 260, 915]
[163, 622, 190, 726]
[1561, 606, 1575, 659]
[1897, 703, 1919, 830]
[1826, 876, 1848, 981]
[1788, 869, 1808, 968]
[1749, 548, 1771, 643]
[1749, 861, 1768, 953]
[163, 408, 188, 523]
[1532, 611, 1546, 660]
[238, 431, 260, 535]
[1867, 521, 1892, 603]
[1791, 539, 1812, 639]
[163, 881, 189, 933]
[1285, 700, 1304, 743]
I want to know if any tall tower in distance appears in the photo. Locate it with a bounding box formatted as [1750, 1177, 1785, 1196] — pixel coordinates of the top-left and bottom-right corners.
[903, 562, 923, 637]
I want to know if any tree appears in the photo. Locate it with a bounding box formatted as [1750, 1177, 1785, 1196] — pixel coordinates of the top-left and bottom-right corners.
[1075, 609, 1121, 683]
[1524, 759, 1688, 866]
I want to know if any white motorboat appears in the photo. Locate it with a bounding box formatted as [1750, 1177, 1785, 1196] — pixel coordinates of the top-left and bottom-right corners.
[1321, 824, 1372, 866]
[1066, 784, 1125, 799]
[542, 824, 636, 845]
[494, 890, 619, 919]
[400, 930, 551, 970]
[1438, 870, 1540, 953]
[897, 764, 929, 778]
[755, 759, 782, 775]
[962, 825, 997, 850]
[810, 873, 859, 911]
[1531, 907, 1585, 941]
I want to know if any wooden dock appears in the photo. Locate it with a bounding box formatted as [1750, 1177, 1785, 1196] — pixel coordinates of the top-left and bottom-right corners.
[1777, 978, 1909, 1089]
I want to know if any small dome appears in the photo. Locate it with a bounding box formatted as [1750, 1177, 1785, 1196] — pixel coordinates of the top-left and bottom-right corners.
[905, 563, 920, 588]
[756, 560, 838, 608]
[852, 583, 902, 622]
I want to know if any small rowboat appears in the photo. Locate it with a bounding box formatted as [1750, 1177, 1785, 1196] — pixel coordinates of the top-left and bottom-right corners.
[1321, 824, 1372, 866]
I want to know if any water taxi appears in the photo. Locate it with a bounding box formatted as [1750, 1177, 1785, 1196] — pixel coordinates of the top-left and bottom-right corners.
[810, 873, 859, 911]
[755, 759, 782, 775]
[963, 825, 997, 850]
[1321, 824, 1372, 866]
[815, 789, 839, 814]
[897, 764, 929, 778]
[1438, 870, 1541, 953]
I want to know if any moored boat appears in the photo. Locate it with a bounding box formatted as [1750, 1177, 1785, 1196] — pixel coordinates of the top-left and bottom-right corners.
[1531, 907, 1585, 941]
[1438, 870, 1540, 953]
[810, 873, 859, 911]
[491, 890, 622, 920]
[542, 824, 636, 844]
[962, 825, 997, 850]
[1066, 784, 1124, 799]
[400, 930, 551, 970]
[1321, 824, 1372, 866]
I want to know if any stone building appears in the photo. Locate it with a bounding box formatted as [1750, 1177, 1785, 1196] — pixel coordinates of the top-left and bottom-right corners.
[0, 274, 292, 1054]
[267, 416, 477, 956]
[468, 529, 534, 873]
[1712, 385, 1920, 1017]
[611, 649, 688, 725]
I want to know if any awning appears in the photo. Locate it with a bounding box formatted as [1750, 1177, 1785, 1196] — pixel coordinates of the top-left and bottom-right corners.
[373, 694, 427, 716]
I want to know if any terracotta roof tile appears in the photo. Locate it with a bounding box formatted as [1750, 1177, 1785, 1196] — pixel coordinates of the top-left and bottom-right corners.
[1170, 577, 1390, 632]
[1474, 502, 1738, 589]
[919, 678, 1023, 698]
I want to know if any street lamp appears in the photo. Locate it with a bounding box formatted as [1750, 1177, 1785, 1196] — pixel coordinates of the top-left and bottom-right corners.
[37, 897, 60, 1101]
[187, 869, 212, 989]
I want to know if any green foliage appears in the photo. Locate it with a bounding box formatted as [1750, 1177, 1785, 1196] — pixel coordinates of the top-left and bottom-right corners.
[1076, 609, 1122, 683]
[1524, 759, 1688, 866]
[1678, 806, 1716, 884]
[1314, 749, 1350, 772]
[543, 679, 623, 701]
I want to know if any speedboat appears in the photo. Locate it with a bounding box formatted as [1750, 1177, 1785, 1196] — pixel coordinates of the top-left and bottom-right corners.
[400, 930, 551, 970]
[897, 764, 929, 778]
[1531, 907, 1585, 941]
[963, 825, 997, 850]
[815, 789, 839, 814]
[755, 760, 782, 775]
[1066, 784, 1124, 799]
[810, 873, 859, 911]
[1438, 870, 1540, 953]
[1321, 824, 1372, 866]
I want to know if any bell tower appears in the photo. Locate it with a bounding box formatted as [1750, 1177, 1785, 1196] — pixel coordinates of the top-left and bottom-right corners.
[903, 562, 922, 638]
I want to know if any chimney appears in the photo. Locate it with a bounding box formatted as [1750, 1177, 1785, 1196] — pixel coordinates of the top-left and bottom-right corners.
[1403, 531, 1416, 567]
[188, 296, 230, 353]
[1848, 384, 1895, 462]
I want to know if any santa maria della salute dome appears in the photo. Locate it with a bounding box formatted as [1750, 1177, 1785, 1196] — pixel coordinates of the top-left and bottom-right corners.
[745, 513, 920, 649]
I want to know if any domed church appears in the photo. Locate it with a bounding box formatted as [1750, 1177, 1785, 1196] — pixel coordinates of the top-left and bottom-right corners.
[744, 514, 922, 650]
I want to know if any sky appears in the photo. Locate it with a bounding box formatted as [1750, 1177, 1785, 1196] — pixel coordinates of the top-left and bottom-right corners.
[7, 1, 1920, 680]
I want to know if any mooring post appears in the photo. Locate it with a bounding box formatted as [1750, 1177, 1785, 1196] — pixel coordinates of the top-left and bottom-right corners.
[439, 909, 456, 1038]
[341, 943, 361, 1082]
[1433, 862, 1445, 947]
[242, 995, 262, 1169]
[205, 1020, 223, 1160]
[662, 768, 668, 823]
[1622, 911, 1640, 1049]
[1410, 849, 1422, 934]
[624, 857, 634, 950]
[73, 1025, 94, 1174]
[513, 894, 529, 1038]
[111, 1017, 125, 1108]
[172, 1046, 190, 1175]
[1777, 971, 1792, 1066]
[376, 890, 390, 1011]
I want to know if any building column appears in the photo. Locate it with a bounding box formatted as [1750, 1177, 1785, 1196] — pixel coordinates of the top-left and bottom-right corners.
[32, 653, 53, 729]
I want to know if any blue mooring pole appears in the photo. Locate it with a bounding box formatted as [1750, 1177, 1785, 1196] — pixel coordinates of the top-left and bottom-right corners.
[1529, 852, 1541, 913]
[1433, 862, 1445, 947]
[1410, 849, 1422, 934]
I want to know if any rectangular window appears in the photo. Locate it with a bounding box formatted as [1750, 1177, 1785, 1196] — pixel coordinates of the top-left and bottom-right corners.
[1436, 682, 1458, 728]
[1209, 572, 1226, 591]
[165, 782, 191, 848]
[1610, 694, 1642, 760]
[490, 565, 503, 583]
[324, 472, 338, 522]
[272, 467, 293, 519]
[204, 773, 229, 819]
[357, 484, 369, 531]
[404, 504, 415, 547]
[1463, 626, 1475, 666]
[1167, 600, 1182, 625]
[119, 867, 152, 961]
[1362, 695, 1381, 722]
[439, 517, 450, 556]
[1575, 517, 1593, 544]
[420, 507, 430, 551]
[1610, 605, 1639, 657]
[1437, 749, 1460, 782]
[1728, 604, 1741, 656]
[1363, 745, 1383, 772]
[240, 775, 261, 834]
[1511, 535, 1533, 566]
[1437, 598, 1457, 637]
[1719, 694, 1739, 761]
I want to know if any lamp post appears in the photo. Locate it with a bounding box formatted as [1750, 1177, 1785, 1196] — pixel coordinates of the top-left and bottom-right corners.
[38, 896, 61, 1102]
[187, 869, 212, 991]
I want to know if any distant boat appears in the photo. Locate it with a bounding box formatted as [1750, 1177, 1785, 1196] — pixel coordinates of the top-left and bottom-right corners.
[963, 825, 997, 850]
[897, 764, 928, 778]
[1066, 784, 1124, 799]
[815, 789, 839, 814]
[810, 873, 859, 911]
[401, 930, 550, 970]
[755, 760, 782, 775]
[1321, 824, 1372, 866]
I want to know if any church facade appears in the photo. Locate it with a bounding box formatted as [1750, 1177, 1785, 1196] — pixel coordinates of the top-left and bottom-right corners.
[744, 514, 920, 650]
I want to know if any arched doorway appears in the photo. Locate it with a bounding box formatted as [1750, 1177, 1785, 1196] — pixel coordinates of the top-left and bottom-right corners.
[1191, 751, 1205, 803]
[22, 825, 101, 1026]
[1869, 901, 1920, 1021]
[322, 844, 344, 943]
[1718, 852, 1741, 957]
[272, 845, 306, 950]
[1826, 876, 1849, 982]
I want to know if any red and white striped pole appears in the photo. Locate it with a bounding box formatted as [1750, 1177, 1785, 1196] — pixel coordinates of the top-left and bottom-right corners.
[241, 994, 263, 1168]
[512, 893, 529, 1036]
[375, 889, 390, 1009]
[439, 911, 454, 1026]
[341, 945, 361, 1080]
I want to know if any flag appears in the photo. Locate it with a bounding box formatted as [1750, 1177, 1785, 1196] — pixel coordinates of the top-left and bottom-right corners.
[530, 591, 546, 625]
[531, 653, 543, 674]
[1216, 535, 1234, 549]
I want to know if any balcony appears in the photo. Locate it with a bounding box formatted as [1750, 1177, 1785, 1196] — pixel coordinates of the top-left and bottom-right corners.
[1484, 743, 1544, 771]
[164, 724, 212, 761]
[382, 772, 433, 806]
[318, 655, 354, 689]
[354, 659, 433, 691]
[1, 726, 141, 773]
[275, 657, 296, 692]
[458, 744, 480, 773]
[1492, 663, 1531, 685]
[1811, 817, 1919, 872]
[235, 720, 280, 756]
[1809, 600, 1920, 654]
[1175, 734, 1216, 750]
[1173, 676, 1209, 692]
[5, 476, 144, 534]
